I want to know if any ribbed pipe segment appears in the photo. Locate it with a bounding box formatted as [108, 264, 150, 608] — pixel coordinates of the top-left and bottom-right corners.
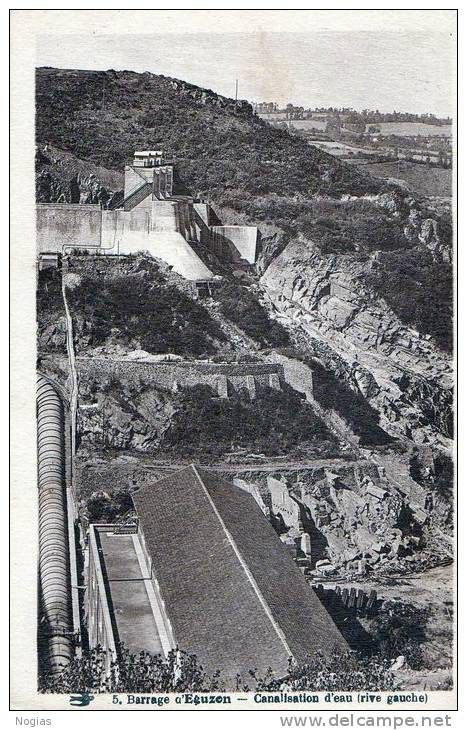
[37, 376, 73, 675]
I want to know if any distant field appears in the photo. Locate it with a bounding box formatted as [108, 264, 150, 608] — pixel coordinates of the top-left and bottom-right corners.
[308, 140, 376, 159]
[366, 122, 452, 137]
[259, 116, 328, 131]
[289, 119, 328, 131]
[361, 160, 452, 197]
[258, 112, 288, 121]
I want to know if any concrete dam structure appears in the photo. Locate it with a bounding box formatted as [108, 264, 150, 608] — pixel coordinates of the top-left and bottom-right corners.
[100, 201, 214, 281]
[36, 150, 258, 282]
[37, 376, 74, 675]
[36, 203, 102, 251]
[211, 225, 257, 265]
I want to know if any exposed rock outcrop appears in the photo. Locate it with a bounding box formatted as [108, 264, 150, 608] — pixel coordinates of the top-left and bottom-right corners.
[35, 145, 123, 205]
[261, 240, 452, 450]
[168, 77, 254, 117]
[225, 463, 452, 578]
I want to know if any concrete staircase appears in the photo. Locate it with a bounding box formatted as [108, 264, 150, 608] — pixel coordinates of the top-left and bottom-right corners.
[108, 181, 152, 211]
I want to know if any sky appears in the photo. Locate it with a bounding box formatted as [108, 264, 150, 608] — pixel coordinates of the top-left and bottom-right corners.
[35, 24, 455, 117]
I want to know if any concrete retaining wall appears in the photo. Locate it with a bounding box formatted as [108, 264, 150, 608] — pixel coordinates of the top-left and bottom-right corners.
[265, 351, 314, 401]
[37, 204, 102, 253]
[36, 203, 256, 278]
[211, 225, 257, 264]
[77, 359, 284, 399]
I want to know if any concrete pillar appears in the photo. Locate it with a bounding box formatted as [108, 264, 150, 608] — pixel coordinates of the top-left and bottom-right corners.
[153, 170, 161, 199]
[188, 206, 198, 242]
[301, 532, 311, 557]
[246, 375, 256, 399]
[160, 168, 167, 198]
[217, 376, 229, 398]
[269, 373, 281, 391]
[181, 203, 190, 239]
[166, 168, 173, 197]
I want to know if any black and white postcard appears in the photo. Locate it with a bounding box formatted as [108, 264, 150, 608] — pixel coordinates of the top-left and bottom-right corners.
[10, 8, 458, 716]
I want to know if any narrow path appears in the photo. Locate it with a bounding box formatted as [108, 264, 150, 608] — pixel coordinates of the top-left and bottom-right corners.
[61, 267, 79, 458]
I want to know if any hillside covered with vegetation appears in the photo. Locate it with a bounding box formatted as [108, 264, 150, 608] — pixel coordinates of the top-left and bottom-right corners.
[36, 67, 384, 203]
[36, 67, 452, 354]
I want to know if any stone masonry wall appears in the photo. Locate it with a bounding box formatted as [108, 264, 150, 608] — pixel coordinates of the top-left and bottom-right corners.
[77, 358, 284, 399]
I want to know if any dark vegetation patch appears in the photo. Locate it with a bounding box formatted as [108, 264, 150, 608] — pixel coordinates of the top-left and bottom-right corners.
[361, 160, 452, 198]
[37, 268, 66, 353]
[298, 198, 407, 255]
[39, 643, 396, 693]
[367, 247, 453, 353]
[162, 383, 338, 458]
[67, 269, 226, 357]
[214, 281, 290, 347]
[36, 68, 383, 204]
[85, 488, 134, 523]
[241, 196, 409, 255]
[37, 267, 62, 313]
[368, 601, 431, 670]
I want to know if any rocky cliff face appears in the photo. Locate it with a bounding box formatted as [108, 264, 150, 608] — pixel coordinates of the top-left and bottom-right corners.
[167, 77, 254, 117]
[78, 381, 175, 452]
[229, 462, 452, 577]
[36, 145, 123, 205]
[261, 236, 452, 452]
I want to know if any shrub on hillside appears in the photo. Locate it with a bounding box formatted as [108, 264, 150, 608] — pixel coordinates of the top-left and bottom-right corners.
[67, 272, 226, 357]
[39, 644, 395, 694]
[366, 248, 453, 353]
[254, 652, 395, 692]
[37, 268, 67, 353]
[37, 267, 63, 315]
[39, 646, 223, 694]
[368, 602, 431, 671]
[85, 488, 133, 523]
[298, 198, 407, 254]
[214, 282, 290, 348]
[162, 383, 336, 457]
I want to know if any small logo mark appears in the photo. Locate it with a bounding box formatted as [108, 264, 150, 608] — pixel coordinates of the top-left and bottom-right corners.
[69, 692, 95, 707]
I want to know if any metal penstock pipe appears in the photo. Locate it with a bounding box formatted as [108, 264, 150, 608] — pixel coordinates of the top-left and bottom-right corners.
[37, 375, 73, 676]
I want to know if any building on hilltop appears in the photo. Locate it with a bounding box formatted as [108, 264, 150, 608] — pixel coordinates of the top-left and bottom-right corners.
[86, 465, 347, 687]
[132, 149, 168, 168]
[121, 150, 174, 208]
[37, 150, 258, 284]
